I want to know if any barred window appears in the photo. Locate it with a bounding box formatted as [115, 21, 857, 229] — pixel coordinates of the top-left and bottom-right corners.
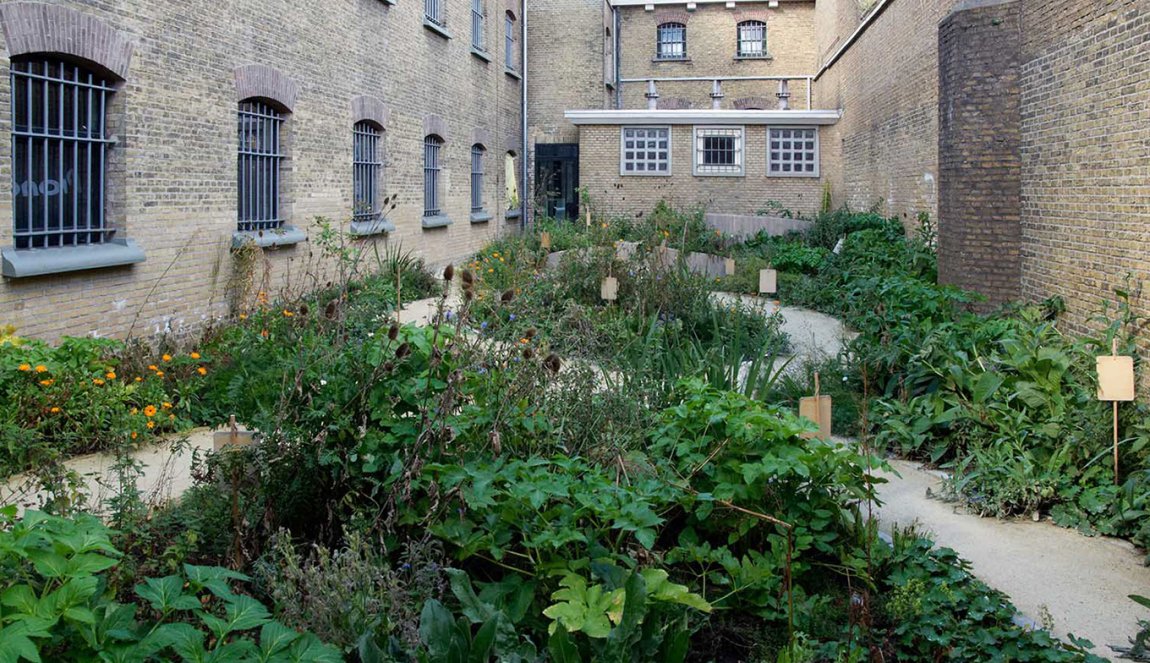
[505, 13, 517, 71]
[769, 127, 819, 177]
[353, 122, 382, 223]
[471, 144, 486, 213]
[656, 23, 686, 60]
[425, 0, 445, 27]
[694, 126, 744, 176]
[237, 100, 285, 232]
[10, 59, 114, 250]
[471, 0, 485, 51]
[423, 135, 443, 217]
[620, 127, 670, 176]
[737, 21, 767, 57]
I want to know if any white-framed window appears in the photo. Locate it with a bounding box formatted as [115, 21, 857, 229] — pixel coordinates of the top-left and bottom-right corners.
[737, 21, 767, 57]
[768, 127, 819, 177]
[656, 23, 686, 60]
[693, 126, 744, 177]
[620, 126, 671, 176]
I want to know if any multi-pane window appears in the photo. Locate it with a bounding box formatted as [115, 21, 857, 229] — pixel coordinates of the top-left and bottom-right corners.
[505, 13, 517, 70]
[694, 126, 744, 176]
[620, 127, 670, 175]
[425, 0, 445, 27]
[237, 100, 286, 232]
[423, 135, 443, 217]
[353, 122, 382, 223]
[471, 144, 486, 213]
[737, 21, 767, 57]
[656, 23, 686, 60]
[471, 0, 485, 51]
[10, 59, 114, 250]
[768, 128, 819, 177]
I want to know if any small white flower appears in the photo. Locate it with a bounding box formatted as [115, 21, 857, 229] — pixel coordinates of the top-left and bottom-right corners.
[367, 332, 375, 338]
[320, 379, 328, 386]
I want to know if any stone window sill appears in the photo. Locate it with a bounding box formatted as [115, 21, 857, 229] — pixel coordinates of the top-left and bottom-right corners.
[422, 214, 453, 229]
[349, 217, 396, 237]
[505, 210, 522, 221]
[380, 0, 396, 5]
[505, 68, 522, 80]
[424, 18, 453, 40]
[470, 211, 493, 224]
[232, 225, 307, 249]
[2, 239, 145, 279]
[652, 57, 691, 64]
[734, 54, 773, 61]
[471, 47, 492, 62]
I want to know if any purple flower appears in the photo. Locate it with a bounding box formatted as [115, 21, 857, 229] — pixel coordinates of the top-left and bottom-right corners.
[509, 313, 517, 321]
[480, 321, 489, 330]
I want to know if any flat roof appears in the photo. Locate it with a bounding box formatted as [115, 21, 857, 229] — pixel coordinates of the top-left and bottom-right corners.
[564, 109, 841, 126]
[608, 0, 812, 6]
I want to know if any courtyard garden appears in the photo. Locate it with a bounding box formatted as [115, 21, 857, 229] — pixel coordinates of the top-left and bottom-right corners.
[1, 203, 1147, 661]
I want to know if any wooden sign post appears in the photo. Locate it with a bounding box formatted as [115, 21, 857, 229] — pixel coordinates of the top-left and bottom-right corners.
[540, 231, 552, 251]
[601, 276, 618, 302]
[759, 268, 777, 296]
[799, 373, 832, 441]
[724, 258, 736, 277]
[1097, 339, 1135, 484]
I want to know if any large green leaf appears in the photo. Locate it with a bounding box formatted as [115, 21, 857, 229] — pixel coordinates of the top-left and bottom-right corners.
[136, 576, 200, 613]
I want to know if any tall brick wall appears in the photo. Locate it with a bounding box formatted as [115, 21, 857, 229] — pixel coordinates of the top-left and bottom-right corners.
[1018, 0, 1150, 339]
[617, 2, 817, 111]
[937, 0, 1022, 308]
[0, 0, 523, 341]
[578, 124, 823, 217]
[812, 0, 960, 228]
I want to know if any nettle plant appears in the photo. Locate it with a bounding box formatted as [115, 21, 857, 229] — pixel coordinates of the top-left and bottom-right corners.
[0, 506, 340, 663]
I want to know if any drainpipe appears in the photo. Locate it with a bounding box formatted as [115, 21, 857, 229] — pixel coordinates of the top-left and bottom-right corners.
[614, 5, 621, 109]
[520, 0, 528, 228]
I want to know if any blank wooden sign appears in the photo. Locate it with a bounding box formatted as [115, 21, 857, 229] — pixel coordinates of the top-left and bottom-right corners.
[799, 395, 832, 440]
[724, 258, 736, 276]
[1097, 355, 1135, 401]
[601, 276, 618, 301]
[759, 269, 777, 295]
[540, 232, 552, 250]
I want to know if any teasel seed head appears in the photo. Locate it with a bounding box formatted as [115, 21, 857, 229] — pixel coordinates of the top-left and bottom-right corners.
[395, 343, 411, 359]
[543, 353, 562, 374]
[443, 264, 455, 282]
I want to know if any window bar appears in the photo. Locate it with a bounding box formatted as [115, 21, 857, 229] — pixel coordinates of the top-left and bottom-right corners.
[85, 67, 92, 246]
[96, 69, 106, 243]
[41, 65, 48, 245]
[71, 64, 79, 244]
[23, 67, 32, 247]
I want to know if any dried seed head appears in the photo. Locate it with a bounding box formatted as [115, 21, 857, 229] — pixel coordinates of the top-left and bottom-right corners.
[388, 324, 399, 341]
[525, 327, 537, 340]
[464, 289, 474, 302]
[523, 347, 534, 360]
[461, 269, 474, 285]
[383, 361, 395, 372]
[500, 290, 515, 304]
[443, 264, 455, 282]
[490, 430, 502, 456]
[395, 343, 411, 359]
[298, 303, 309, 316]
[543, 353, 562, 374]
[324, 300, 338, 320]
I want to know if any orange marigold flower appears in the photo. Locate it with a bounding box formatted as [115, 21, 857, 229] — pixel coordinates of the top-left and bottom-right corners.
[148, 365, 158, 371]
[39, 379, 54, 386]
[239, 313, 248, 320]
[282, 310, 294, 318]
[34, 365, 47, 373]
[168, 414, 176, 421]
[162, 402, 172, 409]
[260, 330, 270, 338]
[519, 338, 529, 345]
[196, 367, 208, 376]
[155, 370, 165, 378]
[143, 405, 158, 418]
[92, 378, 105, 386]
[105, 371, 116, 380]
[49, 407, 61, 414]
[134, 377, 143, 383]
[190, 352, 201, 360]
[146, 421, 155, 429]
[131, 431, 138, 440]
[162, 354, 172, 362]
[17, 363, 30, 372]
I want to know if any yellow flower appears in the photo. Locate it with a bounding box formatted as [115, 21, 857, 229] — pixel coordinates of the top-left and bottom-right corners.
[239, 313, 248, 320]
[49, 407, 61, 414]
[105, 371, 116, 380]
[190, 352, 201, 360]
[162, 402, 172, 409]
[92, 378, 105, 386]
[601, 223, 608, 229]
[17, 363, 30, 372]
[519, 338, 529, 344]
[169, 414, 176, 421]
[143, 405, 158, 418]
[39, 379, 54, 386]
[34, 365, 47, 373]
[162, 354, 172, 362]
[197, 367, 208, 376]
[134, 377, 143, 383]
[148, 365, 158, 371]
[130, 408, 139, 415]
[488, 268, 494, 273]
[155, 370, 165, 378]
[283, 310, 294, 318]
[146, 421, 155, 429]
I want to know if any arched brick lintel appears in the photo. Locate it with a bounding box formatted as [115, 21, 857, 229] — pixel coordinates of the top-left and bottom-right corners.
[471, 127, 493, 149]
[235, 64, 299, 112]
[734, 9, 770, 23]
[0, 2, 134, 80]
[505, 136, 520, 155]
[654, 10, 691, 25]
[424, 114, 449, 141]
[733, 96, 772, 110]
[352, 95, 390, 129]
[504, 0, 519, 19]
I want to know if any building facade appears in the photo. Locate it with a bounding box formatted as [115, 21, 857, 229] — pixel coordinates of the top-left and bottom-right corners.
[0, 0, 525, 341]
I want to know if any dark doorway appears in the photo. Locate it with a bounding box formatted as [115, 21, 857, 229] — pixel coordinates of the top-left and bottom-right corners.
[535, 143, 579, 220]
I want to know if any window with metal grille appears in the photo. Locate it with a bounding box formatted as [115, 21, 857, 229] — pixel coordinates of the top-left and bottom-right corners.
[423, 135, 443, 217]
[656, 23, 686, 60]
[353, 122, 382, 223]
[471, 0, 485, 50]
[505, 14, 517, 70]
[694, 126, 744, 176]
[425, 0, 445, 27]
[737, 21, 767, 57]
[471, 144, 486, 213]
[237, 100, 285, 232]
[10, 59, 114, 250]
[768, 127, 819, 177]
[620, 127, 670, 176]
